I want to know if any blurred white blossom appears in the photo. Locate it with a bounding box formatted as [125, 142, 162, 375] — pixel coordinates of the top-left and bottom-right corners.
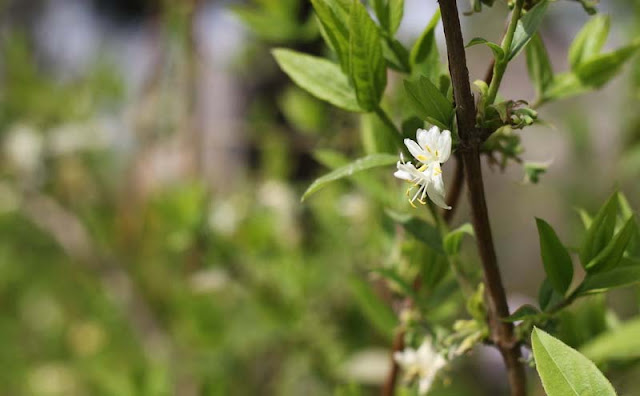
[208, 199, 240, 236]
[342, 348, 390, 385]
[4, 124, 43, 175]
[189, 268, 230, 294]
[394, 338, 446, 395]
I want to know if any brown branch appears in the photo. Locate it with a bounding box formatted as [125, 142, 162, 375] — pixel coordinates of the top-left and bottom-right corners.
[438, 1, 526, 396]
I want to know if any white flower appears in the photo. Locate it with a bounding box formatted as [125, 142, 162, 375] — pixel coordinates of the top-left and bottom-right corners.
[394, 339, 447, 395]
[394, 126, 452, 209]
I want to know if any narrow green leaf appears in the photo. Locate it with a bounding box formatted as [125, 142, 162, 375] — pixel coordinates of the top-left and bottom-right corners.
[579, 261, 640, 294]
[466, 37, 505, 60]
[576, 208, 592, 229]
[409, 10, 441, 81]
[526, 33, 553, 97]
[536, 218, 574, 295]
[370, 0, 390, 31]
[576, 41, 640, 88]
[313, 150, 395, 205]
[586, 216, 637, 273]
[389, 0, 404, 34]
[403, 76, 454, 129]
[581, 317, 640, 363]
[504, 304, 540, 322]
[508, 0, 550, 61]
[542, 72, 589, 102]
[349, 1, 387, 111]
[349, 277, 397, 338]
[272, 49, 362, 112]
[580, 192, 619, 268]
[311, 0, 351, 72]
[383, 37, 411, 73]
[370, 0, 403, 34]
[532, 328, 617, 396]
[302, 153, 398, 201]
[386, 211, 444, 253]
[568, 15, 610, 70]
[443, 223, 474, 256]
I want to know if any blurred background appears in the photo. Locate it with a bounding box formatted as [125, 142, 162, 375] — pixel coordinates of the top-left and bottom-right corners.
[1, 0, 640, 395]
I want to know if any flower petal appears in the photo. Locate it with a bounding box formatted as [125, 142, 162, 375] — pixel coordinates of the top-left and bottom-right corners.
[436, 129, 452, 163]
[416, 128, 429, 149]
[418, 376, 435, 395]
[394, 169, 413, 181]
[426, 168, 451, 210]
[404, 139, 428, 163]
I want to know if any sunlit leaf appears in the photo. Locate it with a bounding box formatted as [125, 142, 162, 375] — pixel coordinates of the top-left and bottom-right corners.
[272, 49, 362, 112]
[302, 153, 397, 201]
[349, 1, 387, 111]
[532, 328, 617, 396]
[508, 0, 549, 61]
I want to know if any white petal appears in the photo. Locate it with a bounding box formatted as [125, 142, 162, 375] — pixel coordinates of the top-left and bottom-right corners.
[416, 128, 429, 149]
[404, 139, 428, 163]
[418, 376, 435, 395]
[436, 129, 452, 163]
[426, 170, 451, 210]
[394, 169, 413, 181]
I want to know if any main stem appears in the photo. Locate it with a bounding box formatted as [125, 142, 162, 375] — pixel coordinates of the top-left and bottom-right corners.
[438, 1, 526, 396]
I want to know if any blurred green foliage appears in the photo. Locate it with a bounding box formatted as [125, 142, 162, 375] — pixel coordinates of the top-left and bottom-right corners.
[1, 0, 640, 395]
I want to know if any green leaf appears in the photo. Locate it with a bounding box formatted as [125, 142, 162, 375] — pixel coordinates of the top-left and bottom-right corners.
[568, 15, 610, 70]
[370, 0, 389, 31]
[586, 216, 637, 273]
[508, 0, 550, 61]
[466, 37, 505, 61]
[302, 153, 398, 201]
[542, 72, 589, 102]
[311, 0, 351, 72]
[389, 0, 404, 34]
[580, 317, 640, 363]
[443, 223, 474, 256]
[349, 277, 397, 338]
[504, 304, 540, 322]
[526, 33, 553, 97]
[538, 278, 563, 312]
[272, 49, 362, 112]
[409, 10, 441, 81]
[576, 41, 640, 89]
[386, 211, 444, 253]
[349, 1, 387, 111]
[579, 261, 640, 294]
[370, 0, 404, 34]
[580, 192, 619, 268]
[313, 150, 395, 205]
[536, 218, 574, 295]
[382, 37, 411, 73]
[403, 76, 454, 129]
[531, 328, 617, 396]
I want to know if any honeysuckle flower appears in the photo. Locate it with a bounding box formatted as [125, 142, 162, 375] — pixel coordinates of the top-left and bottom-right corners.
[394, 338, 447, 395]
[394, 126, 452, 210]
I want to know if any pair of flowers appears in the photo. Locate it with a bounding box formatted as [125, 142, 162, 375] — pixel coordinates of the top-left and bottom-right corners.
[394, 126, 452, 210]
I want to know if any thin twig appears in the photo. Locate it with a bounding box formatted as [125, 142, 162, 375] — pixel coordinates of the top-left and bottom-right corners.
[438, 1, 526, 396]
